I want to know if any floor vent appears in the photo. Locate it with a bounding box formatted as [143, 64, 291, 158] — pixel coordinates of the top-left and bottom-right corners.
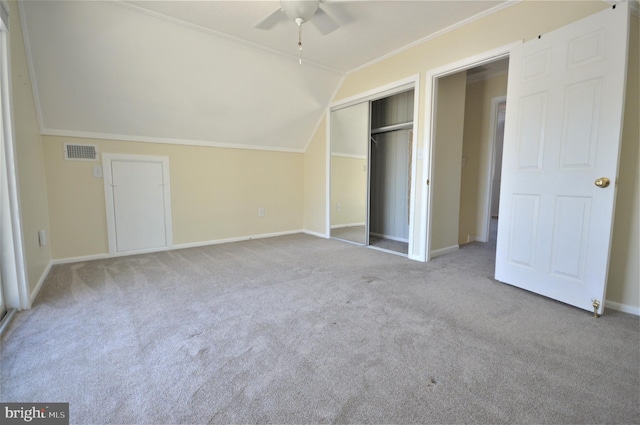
[64, 143, 98, 161]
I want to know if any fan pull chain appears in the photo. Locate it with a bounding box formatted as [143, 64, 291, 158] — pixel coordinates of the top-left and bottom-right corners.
[298, 23, 303, 65]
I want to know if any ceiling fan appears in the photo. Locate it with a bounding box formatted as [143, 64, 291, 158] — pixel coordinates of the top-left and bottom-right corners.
[254, 0, 346, 36]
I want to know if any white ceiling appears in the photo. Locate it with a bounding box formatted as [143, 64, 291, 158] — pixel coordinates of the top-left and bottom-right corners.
[19, 0, 510, 152]
[124, 0, 507, 73]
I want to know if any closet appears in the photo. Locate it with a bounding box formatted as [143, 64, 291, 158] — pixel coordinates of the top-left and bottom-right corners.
[329, 88, 414, 256]
[369, 91, 413, 253]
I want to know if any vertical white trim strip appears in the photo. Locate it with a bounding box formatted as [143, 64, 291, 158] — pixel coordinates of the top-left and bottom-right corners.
[1, 21, 30, 309]
[484, 95, 507, 242]
[325, 110, 331, 238]
[407, 75, 421, 261]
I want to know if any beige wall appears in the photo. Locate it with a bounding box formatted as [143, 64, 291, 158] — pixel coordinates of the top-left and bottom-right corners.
[307, 1, 639, 310]
[459, 74, 508, 244]
[43, 136, 304, 259]
[431, 72, 467, 252]
[9, 0, 52, 299]
[303, 115, 327, 235]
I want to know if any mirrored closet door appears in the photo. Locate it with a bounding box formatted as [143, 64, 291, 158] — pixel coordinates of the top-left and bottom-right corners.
[330, 88, 414, 255]
[329, 102, 369, 245]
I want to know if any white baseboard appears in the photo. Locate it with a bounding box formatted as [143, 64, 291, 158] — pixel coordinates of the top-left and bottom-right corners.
[303, 229, 329, 239]
[330, 222, 365, 229]
[174, 229, 302, 250]
[52, 230, 304, 265]
[431, 245, 460, 258]
[28, 260, 53, 307]
[605, 300, 640, 316]
[461, 235, 486, 244]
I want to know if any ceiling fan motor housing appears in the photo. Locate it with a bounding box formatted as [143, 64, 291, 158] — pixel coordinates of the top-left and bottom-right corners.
[280, 0, 320, 24]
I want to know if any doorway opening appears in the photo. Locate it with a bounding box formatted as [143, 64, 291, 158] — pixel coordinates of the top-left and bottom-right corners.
[429, 57, 509, 258]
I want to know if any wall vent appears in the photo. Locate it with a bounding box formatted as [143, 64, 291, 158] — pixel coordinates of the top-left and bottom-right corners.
[64, 143, 98, 161]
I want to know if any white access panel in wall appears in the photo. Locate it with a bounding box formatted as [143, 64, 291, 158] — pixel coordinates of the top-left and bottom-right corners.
[103, 154, 173, 254]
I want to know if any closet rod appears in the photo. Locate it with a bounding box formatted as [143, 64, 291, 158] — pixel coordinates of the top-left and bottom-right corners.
[370, 121, 413, 135]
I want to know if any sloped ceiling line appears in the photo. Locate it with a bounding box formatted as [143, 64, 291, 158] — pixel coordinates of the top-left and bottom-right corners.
[17, 0, 46, 134]
[115, 1, 344, 76]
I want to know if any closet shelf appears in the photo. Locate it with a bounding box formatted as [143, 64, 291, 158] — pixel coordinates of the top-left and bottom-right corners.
[370, 121, 413, 135]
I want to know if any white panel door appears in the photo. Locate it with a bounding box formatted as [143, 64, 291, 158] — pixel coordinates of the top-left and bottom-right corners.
[104, 155, 173, 254]
[495, 4, 628, 315]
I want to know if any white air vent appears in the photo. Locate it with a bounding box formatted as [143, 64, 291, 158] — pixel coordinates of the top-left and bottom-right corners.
[64, 143, 98, 161]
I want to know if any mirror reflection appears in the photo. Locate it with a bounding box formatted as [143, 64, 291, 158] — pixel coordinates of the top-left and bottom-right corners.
[330, 102, 369, 244]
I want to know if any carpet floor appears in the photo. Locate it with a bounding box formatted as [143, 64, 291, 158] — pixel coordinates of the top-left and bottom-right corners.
[1, 234, 638, 424]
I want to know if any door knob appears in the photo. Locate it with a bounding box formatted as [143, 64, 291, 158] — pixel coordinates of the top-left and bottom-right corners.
[595, 177, 610, 188]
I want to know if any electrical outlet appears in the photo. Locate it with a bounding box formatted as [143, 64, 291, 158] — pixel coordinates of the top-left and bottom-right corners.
[258, 208, 265, 217]
[337, 203, 341, 212]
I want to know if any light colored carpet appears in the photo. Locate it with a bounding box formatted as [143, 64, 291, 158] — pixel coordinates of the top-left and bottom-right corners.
[368, 235, 408, 255]
[1, 234, 638, 424]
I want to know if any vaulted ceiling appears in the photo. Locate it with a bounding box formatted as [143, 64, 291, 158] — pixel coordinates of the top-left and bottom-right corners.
[19, 0, 509, 152]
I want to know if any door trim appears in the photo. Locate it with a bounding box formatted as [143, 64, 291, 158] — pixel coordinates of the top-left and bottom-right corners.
[421, 42, 521, 262]
[1, 24, 29, 310]
[483, 95, 507, 242]
[102, 153, 173, 255]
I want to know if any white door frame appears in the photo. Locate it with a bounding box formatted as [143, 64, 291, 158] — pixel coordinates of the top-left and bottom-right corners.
[102, 153, 173, 255]
[421, 42, 521, 261]
[0, 9, 29, 310]
[482, 95, 507, 242]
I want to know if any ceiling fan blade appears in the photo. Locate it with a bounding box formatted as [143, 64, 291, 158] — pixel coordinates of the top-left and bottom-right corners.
[320, 1, 352, 26]
[255, 7, 285, 30]
[311, 7, 339, 35]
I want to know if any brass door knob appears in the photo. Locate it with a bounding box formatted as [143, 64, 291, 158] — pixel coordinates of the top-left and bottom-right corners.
[595, 177, 610, 188]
